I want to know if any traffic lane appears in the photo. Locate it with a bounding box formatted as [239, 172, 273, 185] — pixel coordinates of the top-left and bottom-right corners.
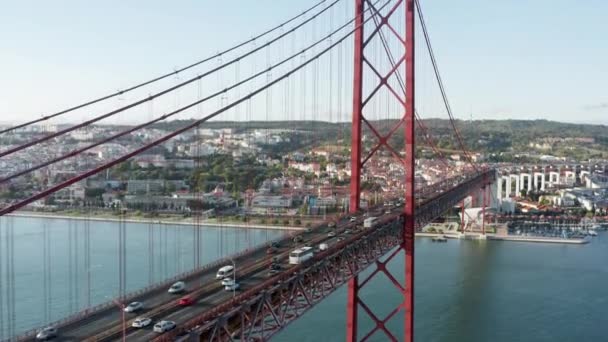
[135, 231, 358, 341]
[125, 268, 273, 341]
[123, 228, 351, 342]
[57, 239, 280, 340]
[61, 271, 218, 341]
[98, 245, 298, 341]
[91, 224, 339, 341]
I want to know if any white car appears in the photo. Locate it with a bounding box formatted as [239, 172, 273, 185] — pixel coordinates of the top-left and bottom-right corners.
[327, 231, 336, 237]
[168, 281, 186, 294]
[225, 282, 240, 291]
[36, 327, 57, 340]
[132, 317, 152, 328]
[221, 278, 235, 286]
[350, 217, 356, 222]
[153, 320, 176, 333]
[123, 301, 143, 313]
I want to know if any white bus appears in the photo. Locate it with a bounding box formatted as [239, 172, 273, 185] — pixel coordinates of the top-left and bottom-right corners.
[289, 246, 314, 265]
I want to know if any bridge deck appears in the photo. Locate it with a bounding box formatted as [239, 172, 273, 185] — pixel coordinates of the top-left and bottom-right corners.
[17, 170, 494, 342]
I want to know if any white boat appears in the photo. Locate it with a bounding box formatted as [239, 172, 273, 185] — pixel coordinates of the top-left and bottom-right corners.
[588, 230, 598, 237]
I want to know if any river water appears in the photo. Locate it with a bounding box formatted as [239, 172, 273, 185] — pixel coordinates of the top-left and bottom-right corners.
[2, 216, 608, 341]
[277, 233, 608, 342]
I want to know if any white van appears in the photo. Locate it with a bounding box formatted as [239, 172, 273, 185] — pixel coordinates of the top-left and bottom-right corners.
[216, 265, 234, 279]
[168, 281, 186, 294]
[289, 246, 314, 265]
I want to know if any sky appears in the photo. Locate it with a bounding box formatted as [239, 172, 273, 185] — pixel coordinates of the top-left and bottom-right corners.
[0, 0, 607, 125]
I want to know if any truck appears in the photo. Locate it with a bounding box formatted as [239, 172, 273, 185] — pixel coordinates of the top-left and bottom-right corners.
[363, 217, 377, 228]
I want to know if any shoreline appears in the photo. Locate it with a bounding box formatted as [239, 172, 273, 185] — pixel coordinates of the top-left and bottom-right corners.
[417, 232, 590, 244]
[7, 211, 306, 231]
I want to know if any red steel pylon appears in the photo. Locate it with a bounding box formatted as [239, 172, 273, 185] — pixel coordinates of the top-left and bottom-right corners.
[348, 0, 415, 341]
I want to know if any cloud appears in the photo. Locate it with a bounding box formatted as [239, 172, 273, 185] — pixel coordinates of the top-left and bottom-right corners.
[583, 102, 608, 111]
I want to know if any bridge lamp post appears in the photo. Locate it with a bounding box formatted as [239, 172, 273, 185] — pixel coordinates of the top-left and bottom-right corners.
[106, 296, 126, 342]
[229, 257, 236, 298]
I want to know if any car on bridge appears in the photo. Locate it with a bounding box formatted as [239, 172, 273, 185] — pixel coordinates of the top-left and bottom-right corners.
[216, 265, 234, 279]
[123, 301, 143, 313]
[35, 326, 57, 340]
[168, 281, 186, 294]
[225, 281, 240, 291]
[267, 269, 280, 277]
[221, 278, 236, 286]
[132, 317, 152, 328]
[178, 296, 194, 306]
[153, 320, 176, 333]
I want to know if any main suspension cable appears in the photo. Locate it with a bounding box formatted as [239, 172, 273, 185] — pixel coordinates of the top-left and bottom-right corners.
[0, 1, 370, 184]
[0, 0, 395, 216]
[414, 0, 478, 170]
[0, 0, 330, 135]
[0, 0, 342, 158]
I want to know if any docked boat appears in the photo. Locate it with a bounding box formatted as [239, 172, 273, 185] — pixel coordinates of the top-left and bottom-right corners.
[587, 230, 598, 237]
[432, 236, 448, 243]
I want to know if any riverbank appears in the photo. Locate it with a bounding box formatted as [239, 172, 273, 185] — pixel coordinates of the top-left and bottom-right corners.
[488, 235, 590, 244]
[7, 211, 306, 231]
[416, 232, 591, 244]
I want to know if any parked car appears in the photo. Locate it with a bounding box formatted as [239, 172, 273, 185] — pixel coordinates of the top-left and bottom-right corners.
[132, 317, 152, 328]
[178, 296, 194, 306]
[168, 281, 186, 294]
[36, 327, 57, 340]
[123, 301, 143, 313]
[153, 320, 176, 333]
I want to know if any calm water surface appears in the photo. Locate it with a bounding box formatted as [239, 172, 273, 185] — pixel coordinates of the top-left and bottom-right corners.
[2, 215, 607, 341]
[0, 216, 285, 338]
[277, 233, 608, 342]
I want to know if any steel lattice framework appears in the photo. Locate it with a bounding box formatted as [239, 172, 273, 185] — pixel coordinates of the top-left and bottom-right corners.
[348, 0, 416, 341]
[152, 170, 495, 341]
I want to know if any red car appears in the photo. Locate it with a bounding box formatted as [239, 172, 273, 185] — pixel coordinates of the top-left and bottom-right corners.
[178, 296, 194, 306]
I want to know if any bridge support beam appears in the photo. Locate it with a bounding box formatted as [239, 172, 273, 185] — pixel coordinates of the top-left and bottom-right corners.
[346, 0, 415, 341]
[404, 0, 416, 341]
[346, 0, 364, 340]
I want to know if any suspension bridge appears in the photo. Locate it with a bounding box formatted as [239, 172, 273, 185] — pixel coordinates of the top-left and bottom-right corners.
[0, 0, 497, 341]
